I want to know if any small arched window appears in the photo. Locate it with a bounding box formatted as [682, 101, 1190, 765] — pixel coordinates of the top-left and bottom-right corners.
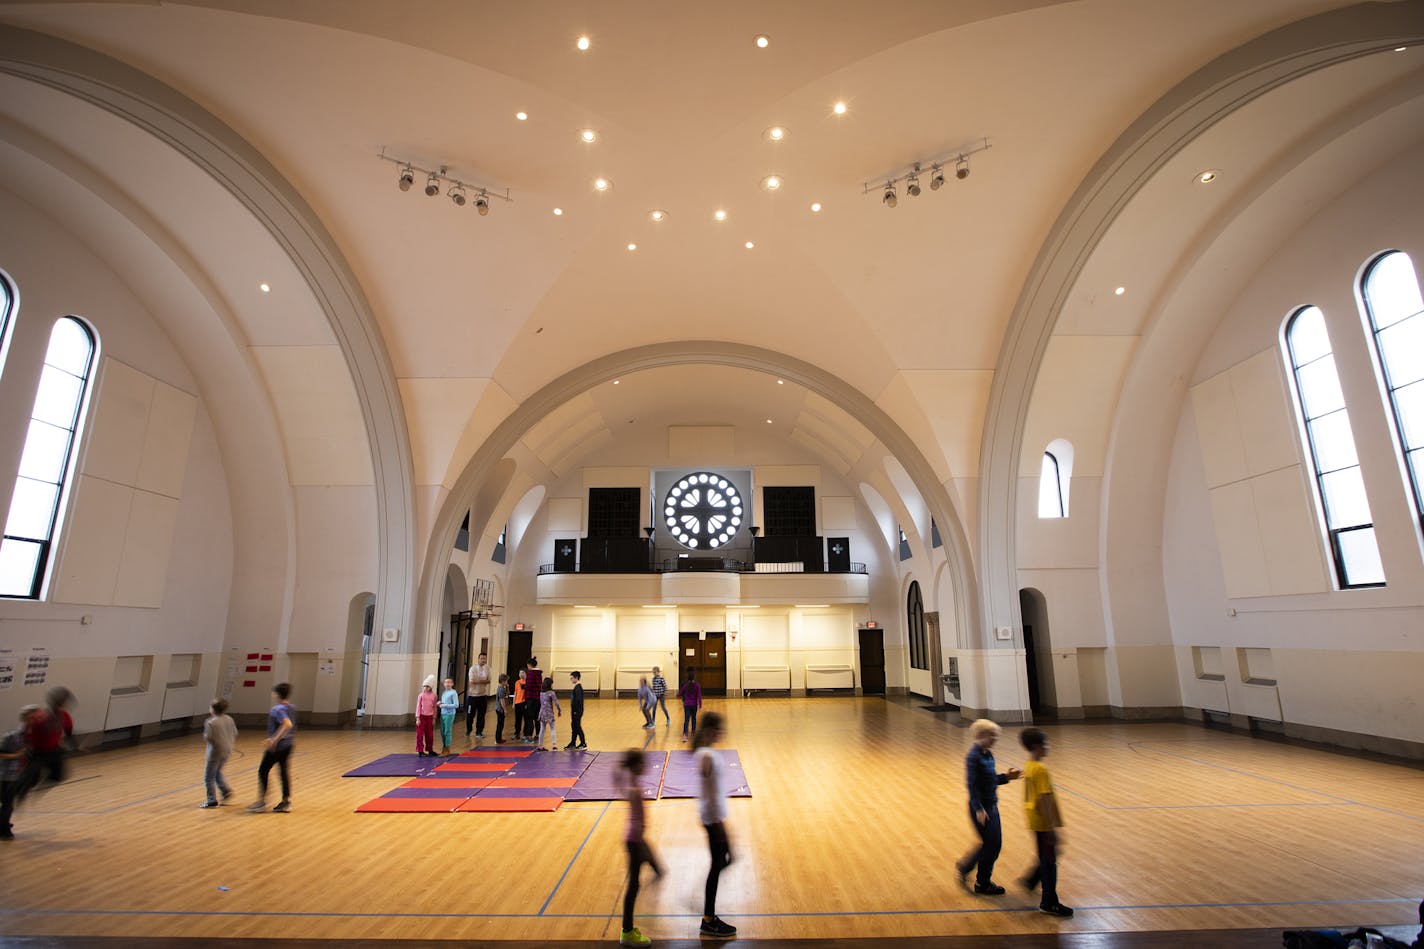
[897, 526, 911, 561]
[1360, 251, 1424, 532]
[906, 580, 927, 671]
[1037, 438, 1074, 518]
[1284, 305, 1384, 589]
[0, 271, 14, 376]
[0, 317, 97, 599]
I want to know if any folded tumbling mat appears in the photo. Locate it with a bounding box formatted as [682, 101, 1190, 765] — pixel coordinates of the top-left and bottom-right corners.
[658, 749, 752, 798]
[563, 751, 666, 801]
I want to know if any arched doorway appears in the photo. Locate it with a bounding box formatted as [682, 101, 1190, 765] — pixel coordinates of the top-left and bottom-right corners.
[1018, 588, 1052, 715]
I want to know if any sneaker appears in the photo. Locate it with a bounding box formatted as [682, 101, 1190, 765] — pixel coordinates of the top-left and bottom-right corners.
[1040, 903, 1074, 918]
[577, 744, 588, 750]
[272, 801, 291, 813]
[955, 865, 971, 892]
[475, 733, 485, 739]
[199, 801, 220, 809]
[619, 927, 651, 946]
[0, 828, 13, 841]
[221, 788, 233, 802]
[246, 802, 266, 812]
[1019, 874, 1039, 893]
[973, 882, 1006, 896]
[699, 916, 736, 938]
[564, 742, 577, 749]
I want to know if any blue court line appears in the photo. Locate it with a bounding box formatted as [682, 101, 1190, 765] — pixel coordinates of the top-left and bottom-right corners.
[537, 800, 611, 916]
[0, 896, 1416, 922]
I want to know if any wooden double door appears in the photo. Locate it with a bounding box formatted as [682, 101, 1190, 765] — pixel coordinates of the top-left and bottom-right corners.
[678, 631, 727, 696]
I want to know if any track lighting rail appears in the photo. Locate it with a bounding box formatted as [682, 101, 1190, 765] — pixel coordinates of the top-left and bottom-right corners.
[862, 138, 992, 206]
[378, 147, 513, 205]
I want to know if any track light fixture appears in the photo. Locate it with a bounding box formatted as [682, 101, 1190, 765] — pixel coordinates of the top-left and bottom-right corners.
[862, 138, 990, 207]
[377, 148, 513, 214]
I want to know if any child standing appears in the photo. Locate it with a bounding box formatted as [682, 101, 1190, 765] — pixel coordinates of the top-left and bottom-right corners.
[494, 673, 510, 744]
[248, 682, 296, 813]
[637, 676, 655, 729]
[537, 677, 561, 751]
[438, 677, 460, 755]
[513, 669, 527, 743]
[564, 670, 587, 750]
[619, 748, 664, 947]
[0, 706, 33, 840]
[1018, 728, 1072, 918]
[694, 711, 736, 938]
[651, 666, 671, 726]
[200, 699, 238, 808]
[415, 674, 438, 757]
[679, 671, 702, 741]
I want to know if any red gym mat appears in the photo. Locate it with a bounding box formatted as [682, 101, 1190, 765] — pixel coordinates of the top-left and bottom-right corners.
[356, 797, 468, 813]
[456, 796, 563, 813]
[435, 761, 514, 772]
[401, 777, 495, 789]
[489, 776, 578, 788]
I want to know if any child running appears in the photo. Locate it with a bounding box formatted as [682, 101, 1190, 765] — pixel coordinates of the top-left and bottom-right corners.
[1018, 727, 1072, 918]
[438, 677, 459, 754]
[20, 686, 74, 793]
[537, 677, 561, 751]
[199, 698, 238, 808]
[694, 711, 736, 939]
[619, 748, 664, 947]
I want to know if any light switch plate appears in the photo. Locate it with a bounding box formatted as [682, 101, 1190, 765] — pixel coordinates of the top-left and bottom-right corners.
[995, 626, 1012, 640]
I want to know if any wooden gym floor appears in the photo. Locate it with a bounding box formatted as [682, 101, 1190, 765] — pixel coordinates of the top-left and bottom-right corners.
[0, 696, 1420, 944]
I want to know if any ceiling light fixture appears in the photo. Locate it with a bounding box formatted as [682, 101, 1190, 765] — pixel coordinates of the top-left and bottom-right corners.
[714, 209, 728, 222]
[627, 243, 637, 251]
[378, 149, 512, 210]
[516, 111, 528, 121]
[613, 379, 620, 385]
[765, 126, 786, 142]
[776, 379, 784, 385]
[755, 34, 769, 48]
[576, 35, 590, 51]
[1114, 286, 1126, 296]
[553, 207, 563, 216]
[761, 175, 782, 191]
[810, 202, 822, 213]
[863, 138, 990, 206]
[1395, 46, 1407, 52]
[833, 101, 847, 115]
[745, 241, 755, 249]
[649, 209, 668, 223]
[765, 418, 773, 424]
[1196, 169, 1219, 184]
[594, 177, 611, 191]
[580, 128, 598, 143]
[259, 283, 271, 293]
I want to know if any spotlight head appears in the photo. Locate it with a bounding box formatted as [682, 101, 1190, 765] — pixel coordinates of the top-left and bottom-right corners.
[930, 166, 945, 191]
[906, 175, 921, 197]
[882, 183, 897, 208]
[475, 193, 490, 216]
[449, 185, 466, 207]
[424, 173, 440, 197]
[955, 159, 969, 180]
[398, 165, 414, 192]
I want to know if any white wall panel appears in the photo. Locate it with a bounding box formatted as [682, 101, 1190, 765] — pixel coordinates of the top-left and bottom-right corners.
[51, 475, 133, 605]
[1207, 481, 1269, 598]
[1190, 370, 1248, 488]
[546, 497, 581, 532]
[1251, 466, 1329, 595]
[83, 358, 152, 486]
[136, 381, 196, 498]
[1230, 350, 1297, 478]
[113, 489, 180, 608]
[251, 345, 373, 486]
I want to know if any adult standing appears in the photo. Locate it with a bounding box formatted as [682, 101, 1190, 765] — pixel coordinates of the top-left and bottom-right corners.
[466, 652, 492, 740]
[954, 719, 1021, 894]
[249, 682, 296, 813]
[523, 657, 543, 742]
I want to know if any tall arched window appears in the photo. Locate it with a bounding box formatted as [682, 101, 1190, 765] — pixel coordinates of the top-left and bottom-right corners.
[906, 580, 927, 671]
[1360, 251, 1424, 531]
[1038, 438, 1074, 518]
[0, 271, 14, 376]
[1284, 305, 1384, 589]
[0, 317, 97, 599]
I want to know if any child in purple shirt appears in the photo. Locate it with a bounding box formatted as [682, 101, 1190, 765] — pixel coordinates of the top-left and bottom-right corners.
[679, 670, 702, 741]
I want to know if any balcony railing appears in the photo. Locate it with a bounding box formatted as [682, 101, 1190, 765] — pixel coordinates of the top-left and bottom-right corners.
[538, 560, 867, 575]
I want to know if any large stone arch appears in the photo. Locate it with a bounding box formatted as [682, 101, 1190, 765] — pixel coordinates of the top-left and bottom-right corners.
[416, 341, 980, 663]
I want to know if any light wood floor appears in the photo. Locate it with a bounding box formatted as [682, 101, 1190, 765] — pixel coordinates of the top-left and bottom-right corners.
[0, 696, 1420, 942]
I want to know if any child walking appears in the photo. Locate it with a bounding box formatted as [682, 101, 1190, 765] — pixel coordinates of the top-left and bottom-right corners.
[439, 677, 459, 754]
[564, 670, 587, 750]
[537, 677, 561, 751]
[954, 718, 1021, 895]
[0, 706, 32, 840]
[199, 698, 238, 808]
[679, 671, 702, 741]
[619, 748, 664, 947]
[415, 674, 439, 756]
[694, 711, 735, 938]
[494, 673, 510, 744]
[1018, 728, 1072, 918]
[651, 666, 671, 725]
[248, 682, 295, 813]
[637, 676, 655, 729]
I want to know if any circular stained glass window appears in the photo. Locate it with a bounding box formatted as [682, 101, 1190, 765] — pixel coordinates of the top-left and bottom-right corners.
[662, 472, 744, 550]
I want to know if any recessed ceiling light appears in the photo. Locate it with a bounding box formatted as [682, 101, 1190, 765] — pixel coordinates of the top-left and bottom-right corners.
[754, 34, 769, 49]
[649, 209, 668, 223]
[833, 101, 847, 115]
[1114, 286, 1126, 296]
[553, 207, 563, 216]
[259, 282, 271, 293]
[764, 126, 786, 142]
[627, 243, 637, 251]
[776, 379, 784, 385]
[810, 202, 822, 213]
[594, 177, 611, 191]
[580, 128, 598, 143]
[1395, 46, 1407, 52]
[761, 175, 782, 191]
[745, 241, 755, 249]
[765, 418, 773, 424]
[576, 35, 591, 51]
[516, 111, 528, 121]
[714, 209, 728, 222]
[1196, 169, 1219, 184]
[613, 379, 620, 385]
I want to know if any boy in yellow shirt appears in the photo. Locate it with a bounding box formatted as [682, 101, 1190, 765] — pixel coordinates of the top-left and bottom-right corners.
[1019, 727, 1073, 918]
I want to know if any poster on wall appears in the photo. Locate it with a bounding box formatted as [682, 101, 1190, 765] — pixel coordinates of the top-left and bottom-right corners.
[319, 659, 336, 677]
[24, 649, 49, 687]
[0, 650, 15, 691]
[221, 659, 237, 699]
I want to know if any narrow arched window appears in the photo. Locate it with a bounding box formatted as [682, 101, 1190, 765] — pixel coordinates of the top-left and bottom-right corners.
[1284, 306, 1384, 588]
[0, 317, 97, 599]
[1038, 452, 1064, 518]
[0, 271, 14, 376]
[906, 580, 927, 671]
[897, 526, 911, 561]
[1360, 251, 1424, 532]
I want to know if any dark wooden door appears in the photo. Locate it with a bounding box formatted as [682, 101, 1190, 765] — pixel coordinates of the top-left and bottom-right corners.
[858, 627, 886, 695]
[506, 629, 532, 684]
[1023, 623, 1042, 713]
[678, 631, 727, 696]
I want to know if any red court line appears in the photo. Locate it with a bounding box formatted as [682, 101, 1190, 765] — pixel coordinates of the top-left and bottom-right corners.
[356, 798, 466, 813]
[456, 797, 562, 812]
[489, 777, 578, 788]
[435, 761, 513, 772]
[401, 777, 496, 789]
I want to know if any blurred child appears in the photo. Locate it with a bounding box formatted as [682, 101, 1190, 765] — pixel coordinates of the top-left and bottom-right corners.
[248, 682, 296, 813]
[651, 666, 671, 726]
[439, 677, 459, 754]
[537, 677, 561, 751]
[694, 711, 735, 938]
[564, 670, 587, 750]
[21, 686, 74, 793]
[637, 676, 655, 729]
[415, 674, 438, 757]
[618, 748, 664, 947]
[0, 706, 34, 840]
[1018, 727, 1072, 918]
[200, 698, 238, 808]
[494, 673, 510, 744]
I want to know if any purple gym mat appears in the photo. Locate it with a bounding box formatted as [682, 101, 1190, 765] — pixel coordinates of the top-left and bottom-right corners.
[381, 786, 480, 799]
[659, 749, 751, 798]
[343, 754, 442, 777]
[476, 786, 573, 799]
[563, 752, 666, 801]
[411, 769, 504, 780]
